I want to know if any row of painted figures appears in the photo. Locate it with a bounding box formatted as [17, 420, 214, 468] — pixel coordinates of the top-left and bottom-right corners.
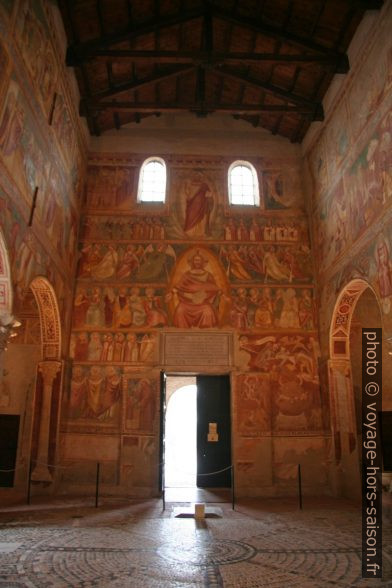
[70, 331, 155, 363]
[81, 215, 304, 243]
[73, 285, 315, 330]
[78, 242, 313, 283]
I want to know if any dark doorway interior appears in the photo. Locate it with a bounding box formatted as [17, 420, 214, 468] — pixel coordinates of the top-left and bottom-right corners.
[0, 414, 20, 487]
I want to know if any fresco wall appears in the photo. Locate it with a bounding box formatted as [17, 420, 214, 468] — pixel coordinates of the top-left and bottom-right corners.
[303, 3, 392, 495]
[61, 149, 329, 497]
[304, 1, 392, 396]
[0, 0, 87, 496]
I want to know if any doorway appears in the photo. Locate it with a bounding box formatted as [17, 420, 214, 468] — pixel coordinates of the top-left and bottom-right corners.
[161, 374, 232, 500]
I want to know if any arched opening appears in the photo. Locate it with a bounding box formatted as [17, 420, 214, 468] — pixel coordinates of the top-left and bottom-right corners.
[165, 378, 197, 488]
[1, 275, 62, 492]
[329, 279, 383, 497]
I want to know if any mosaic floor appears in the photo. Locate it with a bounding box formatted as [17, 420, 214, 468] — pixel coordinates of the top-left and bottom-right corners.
[0, 496, 391, 587]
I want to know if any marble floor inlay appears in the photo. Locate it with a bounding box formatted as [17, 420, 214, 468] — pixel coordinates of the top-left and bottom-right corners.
[0, 497, 391, 587]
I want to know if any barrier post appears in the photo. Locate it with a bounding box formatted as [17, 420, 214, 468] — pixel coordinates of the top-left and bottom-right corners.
[95, 462, 100, 508]
[298, 463, 303, 510]
[27, 459, 32, 505]
[231, 465, 235, 510]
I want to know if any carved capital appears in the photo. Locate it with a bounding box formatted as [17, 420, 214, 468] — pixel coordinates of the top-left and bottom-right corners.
[38, 360, 62, 387]
[328, 358, 351, 377]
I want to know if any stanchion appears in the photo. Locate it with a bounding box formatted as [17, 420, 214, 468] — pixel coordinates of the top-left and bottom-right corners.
[27, 459, 32, 505]
[95, 462, 100, 508]
[162, 487, 165, 511]
[231, 464, 235, 510]
[298, 463, 303, 510]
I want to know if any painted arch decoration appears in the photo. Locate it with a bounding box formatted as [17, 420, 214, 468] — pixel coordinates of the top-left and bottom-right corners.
[329, 278, 380, 360]
[30, 276, 61, 360]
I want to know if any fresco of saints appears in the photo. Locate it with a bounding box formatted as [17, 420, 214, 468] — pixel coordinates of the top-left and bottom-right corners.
[125, 378, 156, 433]
[183, 177, 214, 237]
[168, 250, 221, 328]
[375, 236, 392, 298]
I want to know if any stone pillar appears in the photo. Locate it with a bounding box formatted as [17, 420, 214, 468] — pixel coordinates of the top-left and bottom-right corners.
[328, 359, 361, 498]
[31, 360, 62, 482]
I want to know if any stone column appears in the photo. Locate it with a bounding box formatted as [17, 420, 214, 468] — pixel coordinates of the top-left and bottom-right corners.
[31, 361, 62, 482]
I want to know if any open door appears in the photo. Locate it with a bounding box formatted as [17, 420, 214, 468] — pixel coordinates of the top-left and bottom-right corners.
[159, 371, 166, 495]
[197, 375, 231, 488]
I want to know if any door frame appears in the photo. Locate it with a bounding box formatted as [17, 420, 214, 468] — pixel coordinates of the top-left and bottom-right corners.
[160, 370, 233, 491]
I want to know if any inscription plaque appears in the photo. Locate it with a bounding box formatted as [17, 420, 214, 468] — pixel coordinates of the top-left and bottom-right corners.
[162, 332, 232, 367]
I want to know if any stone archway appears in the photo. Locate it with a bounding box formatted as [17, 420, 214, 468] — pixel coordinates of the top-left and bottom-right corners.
[29, 277, 63, 483]
[328, 278, 382, 498]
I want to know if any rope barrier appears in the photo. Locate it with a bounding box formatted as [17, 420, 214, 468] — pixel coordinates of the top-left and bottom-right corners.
[0, 463, 26, 473]
[196, 465, 232, 476]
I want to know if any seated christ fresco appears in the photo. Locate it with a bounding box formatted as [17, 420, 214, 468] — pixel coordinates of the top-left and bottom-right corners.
[169, 251, 221, 328]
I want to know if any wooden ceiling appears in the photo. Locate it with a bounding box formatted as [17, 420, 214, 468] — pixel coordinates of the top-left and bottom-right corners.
[59, 0, 383, 142]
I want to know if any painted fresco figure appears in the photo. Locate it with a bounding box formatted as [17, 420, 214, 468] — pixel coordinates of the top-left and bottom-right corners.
[69, 366, 88, 419]
[88, 332, 103, 361]
[126, 379, 156, 432]
[85, 287, 103, 326]
[376, 236, 392, 298]
[169, 250, 220, 328]
[278, 288, 300, 328]
[183, 180, 213, 236]
[144, 288, 168, 327]
[230, 288, 249, 329]
[73, 288, 90, 327]
[254, 288, 274, 327]
[90, 245, 118, 279]
[123, 333, 139, 362]
[298, 290, 314, 329]
[263, 247, 291, 282]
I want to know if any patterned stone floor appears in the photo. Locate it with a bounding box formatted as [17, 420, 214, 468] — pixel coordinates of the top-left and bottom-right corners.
[0, 496, 391, 587]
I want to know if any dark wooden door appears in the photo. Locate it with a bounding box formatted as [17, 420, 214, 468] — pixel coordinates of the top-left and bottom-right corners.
[196, 375, 231, 488]
[0, 414, 20, 487]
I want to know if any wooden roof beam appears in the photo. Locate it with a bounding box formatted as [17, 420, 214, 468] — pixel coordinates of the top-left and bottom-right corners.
[74, 48, 348, 72]
[66, 9, 203, 66]
[82, 65, 195, 106]
[88, 101, 320, 117]
[213, 66, 324, 119]
[212, 7, 349, 59]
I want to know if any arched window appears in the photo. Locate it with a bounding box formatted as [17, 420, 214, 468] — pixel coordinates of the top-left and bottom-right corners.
[137, 157, 167, 203]
[228, 161, 259, 206]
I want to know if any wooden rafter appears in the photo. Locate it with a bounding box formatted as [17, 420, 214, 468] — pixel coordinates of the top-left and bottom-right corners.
[74, 48, 348, 71]
[212, 7, 348, 56]
[84, 65, 196, 103]
[89, 101, 320, 117]
[212, 66, 324, 118]
[66, 8, 204, 66]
